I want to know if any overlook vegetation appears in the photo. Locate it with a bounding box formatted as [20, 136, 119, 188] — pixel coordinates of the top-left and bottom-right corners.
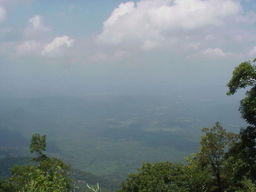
[1, 59, 256, 191]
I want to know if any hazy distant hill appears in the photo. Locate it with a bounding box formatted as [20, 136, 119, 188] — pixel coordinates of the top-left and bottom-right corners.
[0, 95, 244, 180]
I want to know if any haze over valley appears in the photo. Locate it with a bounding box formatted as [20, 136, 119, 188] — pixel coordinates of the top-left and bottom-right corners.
[0, 0, 255, 191]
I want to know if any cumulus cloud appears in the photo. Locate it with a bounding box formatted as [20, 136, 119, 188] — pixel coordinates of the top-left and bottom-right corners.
[15, 36, 75, 57]
[98, 0, 241, 48]
[203, 48, 228, 57]
[42, 36, 75, 55]
[29, 15, 49, 32]
[0, 6, 6, 23]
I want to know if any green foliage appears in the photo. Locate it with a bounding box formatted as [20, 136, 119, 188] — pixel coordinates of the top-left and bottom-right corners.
[11, 165, 69, 192]
[225, 126, 256, 186]
[0, 179, 15, 192]
[4, 133, 71, 192]
[118, 153, 215, 192]
[239, 88, 256, 125]
[199, 122, 238, 166]
[30, 133, 47, 162]
[118, 122, 244, 192]
[227, 61, 256, 95]
[241, 179, 256, 192]
[197, 122, 238, 192]
[227, 60, 256, 125]
[118, 162, 189, 192]
[184, 155, 212, 192]
[226, 59, 256, 187]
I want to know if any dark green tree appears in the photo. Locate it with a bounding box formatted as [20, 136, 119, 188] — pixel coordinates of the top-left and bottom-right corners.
[9, 133, 71, 192]
[227, 61, 256, 125]
[118, 162, 189, 192]
[0, 180, 15, 192]
[226, 59, 256, 187]
[196, 122, 238, 192]
[184, 155, 212, 192]
[30, 133, 47, 162]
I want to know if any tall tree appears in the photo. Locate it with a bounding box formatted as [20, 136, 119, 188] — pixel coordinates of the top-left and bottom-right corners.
[226, 59, 256, 184]
[227, 60, 256, 125]
[30, 133, 48, 162]
[10, 133, 71, 192]
[196, 122, 238, 192]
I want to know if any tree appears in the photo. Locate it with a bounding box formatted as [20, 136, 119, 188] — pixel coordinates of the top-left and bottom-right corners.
[241, 179, 256, 192]
[196, 122, 238, 192]
[225, 126, 256, 189]
[184, 155, 212, 192]
[118, 123, 238, 192]
[226, 59, 256, 184]
[118, 162, 189, 192]
[10, 133, 71, 192]
[0, 180, 15, 192]
[30, 133, 47, 162]
[227, 60, 256, 125]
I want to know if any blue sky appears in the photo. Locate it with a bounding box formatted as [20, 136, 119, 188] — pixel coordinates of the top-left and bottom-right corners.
[0, 0, 256, 97]
[5, 0, 126, 36]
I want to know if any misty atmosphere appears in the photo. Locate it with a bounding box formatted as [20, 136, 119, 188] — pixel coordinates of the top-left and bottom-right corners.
[0, 0, 256, 192]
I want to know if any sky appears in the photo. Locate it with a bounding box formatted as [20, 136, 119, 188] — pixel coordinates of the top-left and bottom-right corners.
[0, 0, 256, 98]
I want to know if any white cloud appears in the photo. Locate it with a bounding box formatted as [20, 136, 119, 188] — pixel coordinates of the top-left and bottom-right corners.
[42, 36, 75, 55]
[104, 2, 135, 28]
[0, 6, 6, 23]
[16, 40, 41, 55]
[98, 0, 241, 48]
[28, 15, 49, 32]
[14, 36, 75, 57]
[203, 48, 228, 57]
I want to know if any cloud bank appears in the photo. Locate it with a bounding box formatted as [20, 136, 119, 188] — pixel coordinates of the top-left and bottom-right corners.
[98, 0, 241, 49]
[1, 0, 256, 63]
